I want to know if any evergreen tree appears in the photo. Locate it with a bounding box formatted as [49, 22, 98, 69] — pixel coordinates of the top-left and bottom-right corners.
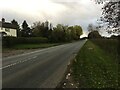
[11, 19, 21, 37]
[21, 20, 32, 37]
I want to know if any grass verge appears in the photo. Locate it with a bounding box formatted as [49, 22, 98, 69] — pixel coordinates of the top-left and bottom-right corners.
[72, 40, 119, 88]
[2, 43, 62, 57]
[4, 43, 60, 49]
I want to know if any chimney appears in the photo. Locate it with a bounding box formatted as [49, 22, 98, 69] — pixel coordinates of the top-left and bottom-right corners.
[2, 18, 5, 23]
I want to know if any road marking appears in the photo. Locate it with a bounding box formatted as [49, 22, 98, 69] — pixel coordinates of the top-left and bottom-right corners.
[0, 56, 38, 70]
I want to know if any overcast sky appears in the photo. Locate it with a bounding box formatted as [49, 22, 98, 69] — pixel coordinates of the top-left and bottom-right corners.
[0, 0, 107, 37]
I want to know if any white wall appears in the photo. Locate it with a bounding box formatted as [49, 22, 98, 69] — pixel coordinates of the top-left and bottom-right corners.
[0, 27, 17, 37]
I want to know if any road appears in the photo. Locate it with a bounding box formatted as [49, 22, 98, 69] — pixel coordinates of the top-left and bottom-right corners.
[2, 40, 86, 88]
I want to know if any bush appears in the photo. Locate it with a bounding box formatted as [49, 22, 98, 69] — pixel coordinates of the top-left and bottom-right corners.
[2, 36, 48, 47]
[88, 31, 102, 39]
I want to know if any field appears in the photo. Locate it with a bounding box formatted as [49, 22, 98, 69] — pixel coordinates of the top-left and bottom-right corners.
[72, 39, 119, 88]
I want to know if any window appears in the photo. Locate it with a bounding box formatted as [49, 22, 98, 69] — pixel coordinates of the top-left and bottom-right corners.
[5, 28, 10, 32]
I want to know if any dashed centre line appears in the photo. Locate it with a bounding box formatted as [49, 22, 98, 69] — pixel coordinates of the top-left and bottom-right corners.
[0, 56, 38, 70]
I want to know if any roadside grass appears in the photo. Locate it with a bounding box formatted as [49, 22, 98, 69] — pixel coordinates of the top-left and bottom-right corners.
[72, 40, 119, 88]
[91, 39, 119, 60]
[9, 43, 61, 49]
[2, 41, 78, 57]
[2, 43, 63, 57]
[3, 40, 78, 50]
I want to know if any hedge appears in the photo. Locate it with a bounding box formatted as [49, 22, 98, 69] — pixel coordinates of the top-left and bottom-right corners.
[2, 36, 48, 47]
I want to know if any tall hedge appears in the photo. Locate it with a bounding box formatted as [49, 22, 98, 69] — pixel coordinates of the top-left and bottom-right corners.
[2, 36, 48, 47]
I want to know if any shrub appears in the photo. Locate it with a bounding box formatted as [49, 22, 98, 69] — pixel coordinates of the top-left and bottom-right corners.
[88, 31, 102, 39]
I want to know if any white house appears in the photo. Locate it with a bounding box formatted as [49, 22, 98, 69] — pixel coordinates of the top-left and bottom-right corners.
[0, 18, 17, 37]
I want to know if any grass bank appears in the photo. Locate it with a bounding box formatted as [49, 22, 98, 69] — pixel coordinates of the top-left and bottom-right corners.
[72, 39, 119, 88]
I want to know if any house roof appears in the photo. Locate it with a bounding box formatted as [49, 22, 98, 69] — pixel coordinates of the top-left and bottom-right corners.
[0, 21, 17, 29]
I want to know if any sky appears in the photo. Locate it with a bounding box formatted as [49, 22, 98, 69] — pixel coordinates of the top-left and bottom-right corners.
[0, 0, 107, 37]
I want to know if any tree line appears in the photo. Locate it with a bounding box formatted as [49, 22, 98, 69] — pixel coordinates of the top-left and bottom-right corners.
[11, 19, 83, 43]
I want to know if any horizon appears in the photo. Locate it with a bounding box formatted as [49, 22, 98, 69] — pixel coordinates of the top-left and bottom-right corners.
[0, 0, 111, 37]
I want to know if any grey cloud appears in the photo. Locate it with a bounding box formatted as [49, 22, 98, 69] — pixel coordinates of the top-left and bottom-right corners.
[49, 0, 102, 35]
[1, 0, 103, 36]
